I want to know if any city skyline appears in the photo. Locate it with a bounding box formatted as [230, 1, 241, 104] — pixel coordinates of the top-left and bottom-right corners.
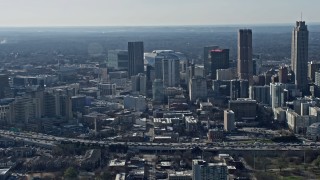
[0, 0, 319, 27]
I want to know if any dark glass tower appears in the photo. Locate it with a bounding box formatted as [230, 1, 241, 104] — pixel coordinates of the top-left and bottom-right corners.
[291, 21, 309, 94]
[237, 29, 253, 84]
[210, 49, 229, 79]
[128, 41, 144, 77]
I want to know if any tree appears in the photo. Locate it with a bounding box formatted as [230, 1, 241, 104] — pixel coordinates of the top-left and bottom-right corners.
[313, 155, 320, 168]
[99, 172, 113, 180]
[263, 158, 272, 172]
[277, 158, 286, 172]
[64, 167, 78, 179]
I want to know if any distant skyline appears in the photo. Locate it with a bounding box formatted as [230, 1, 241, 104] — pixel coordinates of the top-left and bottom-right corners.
[0, 0, 319, 27]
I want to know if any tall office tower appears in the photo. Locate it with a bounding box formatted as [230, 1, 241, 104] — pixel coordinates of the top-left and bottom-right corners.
[278, 66, 288, 83]
[313, 72, 320, 97]
[146, 65, 155, 82]
[152, 79, 164, 103]
[264, 70, 274, 85]
[315, 72, 320, 86]
[128, 42, 144, 77]
[291, 21, 309, 94]
[162, 59, 180, 87]
[192, 160, 228, 180]
[0, 74, 10, 98]
[154, 56, 164, 79]
[44, 91, 59, 117]
[195, 65, 206, 78]
[270, 83, 287, 109]
[0, 98, 15, 125]
[189, 77, 207, 102]
[224, 110, 235, 132]
[237, 29, 253, 84]
[59, 95, 73, 121]
[210, 49, 230, 79]
[107, 50, 128, 70]
[249, 85, 270, 105]
[252, 59, 257, 75]
[13, 95, 41, 124]
[99, 68, 109, 83]
[203, 45, 219, 75]
[230, 79, 249, 100]
[131, 73, 147, 96]
[308, 61, 320, 82]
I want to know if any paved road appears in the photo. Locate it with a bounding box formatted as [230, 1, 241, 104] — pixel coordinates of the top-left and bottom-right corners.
[0, 130, 319, 152]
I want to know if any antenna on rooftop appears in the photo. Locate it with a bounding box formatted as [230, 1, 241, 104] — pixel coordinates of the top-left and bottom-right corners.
[301, 12, 303, 21]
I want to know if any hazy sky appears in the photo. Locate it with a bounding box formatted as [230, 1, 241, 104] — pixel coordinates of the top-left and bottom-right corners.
[0, 0, 319, 26]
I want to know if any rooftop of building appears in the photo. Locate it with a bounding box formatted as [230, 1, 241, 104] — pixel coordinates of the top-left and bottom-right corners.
[168, 171, 192, 177]
[109, 159, 126, 167]
[224, 110, 234, 113]
[229, 98, 257, 103]
[160, 161, 172, 167]
[310, 122, 320, 128]
[200, 102, 213, 107]
[153, 118, 175, 124]
[115, 173, 126, 180]
[0, 168, 10, 175]
[185, 116, 197, 123]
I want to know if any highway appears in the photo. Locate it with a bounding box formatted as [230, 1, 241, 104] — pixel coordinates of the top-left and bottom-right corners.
[0, 130, 319, 152]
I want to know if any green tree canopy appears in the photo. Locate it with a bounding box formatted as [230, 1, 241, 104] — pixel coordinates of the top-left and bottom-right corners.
[64, 167, 78, 179]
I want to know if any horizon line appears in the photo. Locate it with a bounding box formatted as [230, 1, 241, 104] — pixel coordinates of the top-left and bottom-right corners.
[0, 22, 320, 28]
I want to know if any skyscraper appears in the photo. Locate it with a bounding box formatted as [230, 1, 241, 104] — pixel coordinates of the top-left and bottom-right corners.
[152, 79, 164, 103]
[203, 45, 219, 75]
[107, 50, 128, 70]
[128, 42, 144, 77]
[210, 49, 230, 79]
[0, 74, 10, 98]
[237, 29, 253, 84]
[278, 66, 288, 83]
[291, 21, 309, 94]
[131, 73, 147, 96]
[162, 59, 180, 87]
[189, 76, 207, 102]
[308, 61, 320, 82]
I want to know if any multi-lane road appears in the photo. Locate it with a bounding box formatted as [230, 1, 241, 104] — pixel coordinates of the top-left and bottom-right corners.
[0, 130, 319, 152]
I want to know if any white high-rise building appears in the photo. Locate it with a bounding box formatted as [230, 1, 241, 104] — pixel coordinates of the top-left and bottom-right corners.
[192, 160, 228, 180]
[270, 83, 285, 109]
[163, 59, 180, 87]
[224, 110, 235, 132]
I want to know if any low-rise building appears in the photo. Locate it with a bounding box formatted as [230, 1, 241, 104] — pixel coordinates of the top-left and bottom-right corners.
[307, 122, 320, 140]
[192, 160, 228, 180]
[274, 107, 287, 122]
[208, 129, 224, 142]
[124, 95, 146, 112]
[287, 109, 319, 134]
[229, 98, 256, 122]
[109, 159, 126, 173]
[185, 116, 197, 132]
